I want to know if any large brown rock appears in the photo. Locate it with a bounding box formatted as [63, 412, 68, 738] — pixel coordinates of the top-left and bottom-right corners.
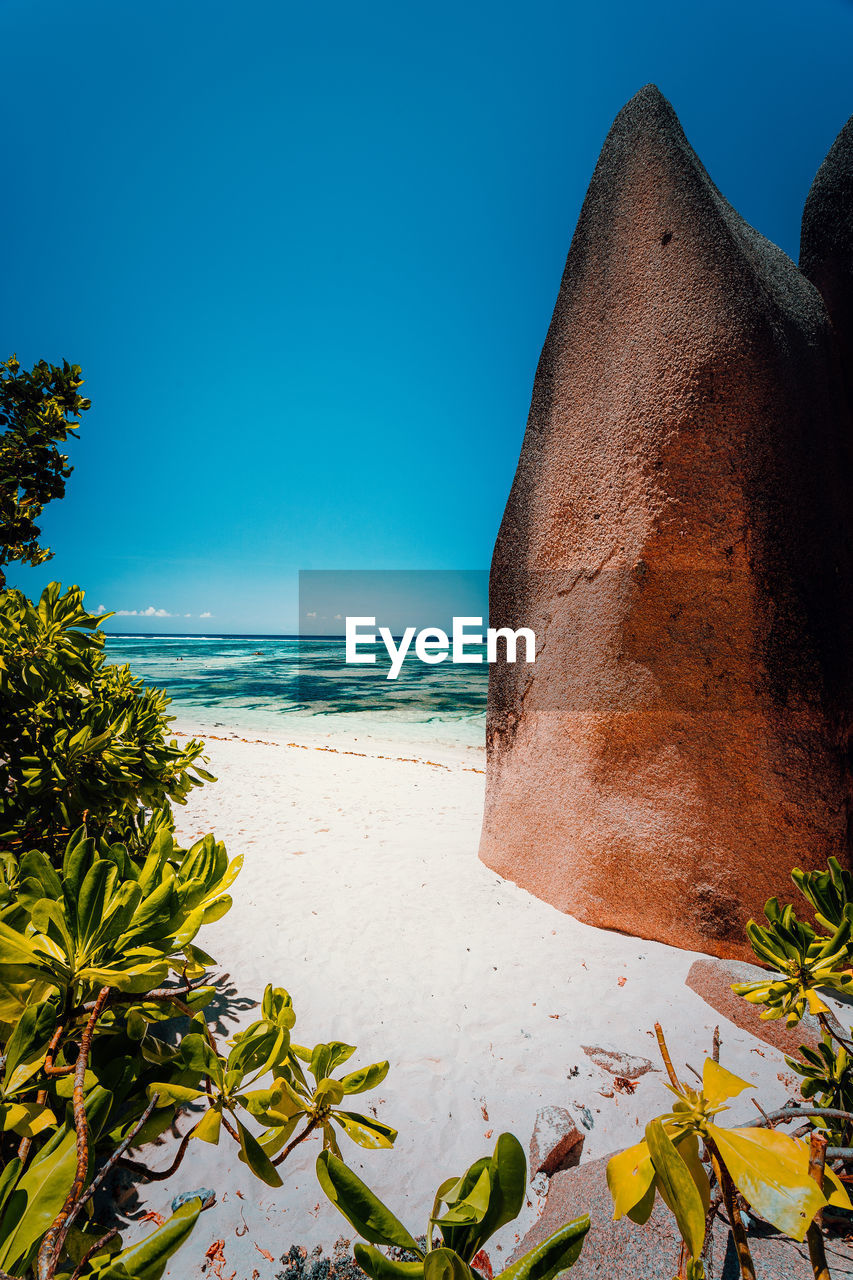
[479, 85, 853, 959]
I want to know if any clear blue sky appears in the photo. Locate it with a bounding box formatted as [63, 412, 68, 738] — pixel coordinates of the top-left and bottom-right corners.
[4, 0, 853, 632]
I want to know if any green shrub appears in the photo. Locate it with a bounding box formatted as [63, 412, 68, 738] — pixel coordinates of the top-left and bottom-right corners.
[317, 1132, 589, 1280]
[0, 584, 210, 860]
[0, 824, 393, 1279]
[0, 357, 397, 1278]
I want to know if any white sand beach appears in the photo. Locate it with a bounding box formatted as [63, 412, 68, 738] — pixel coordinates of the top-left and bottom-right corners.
[134, 718, 802, 1280]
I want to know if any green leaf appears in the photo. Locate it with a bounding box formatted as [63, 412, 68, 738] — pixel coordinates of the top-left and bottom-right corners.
[437, 1167, 492, 1225]
[0, 1128, 76, 1273]
[338, 1060, 390, 1095]
[645, 1120, 705, 1260]
[77, 859, 117, 952]
[3, 998, 57, 1088]
[97, 1197, 203, 1280]
[423, 1248, 473, 1280]
[673, 1132, 711, 1217]
[236, 1119, 283, 1188]
[0, 1158, 21, 1222]
[701, 1059, 750, 1108]
[353, 1244, 425, 1280]
[314, 1078, 345, 1107]
[1, 1100, 57, 1138]
[333, 1110, 397, 1149]
[497, 1216, 590, 1280]
[316, 1149, 422, 1253]
[464, 1132, 526, 1257]
[146, 1082, 205, 1106]
[193, 1108, 222, 1145]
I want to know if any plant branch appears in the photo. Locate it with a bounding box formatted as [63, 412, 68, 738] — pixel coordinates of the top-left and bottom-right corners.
[818, 1012, 853, 1054]
[43, 1020, 73, 1077]
[271, 1117, 319, 1167]
[119, 1126, 194, 1181]
[654, 1022, 682, 1090]
[741, 1106, 853, 1129]
[80, 975, 208, 1011]
[706, 1137, 756, 1280]
[37, 985, 110, 1280]
[69, 1094, 160, 1223]
[806, 1132, 830, 1280]
[69, 1229, 118, 1280]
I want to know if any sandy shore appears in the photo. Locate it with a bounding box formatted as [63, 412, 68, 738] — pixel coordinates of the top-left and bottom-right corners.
[130, 719, 799, 1279]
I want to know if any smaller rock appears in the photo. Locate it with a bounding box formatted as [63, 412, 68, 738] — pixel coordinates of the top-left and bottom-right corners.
[685, 957, 842, 1054]
[529, 1106, 584, 1177]
[171, 1187, 215, 1212]
[581, 1046, 654, 1079]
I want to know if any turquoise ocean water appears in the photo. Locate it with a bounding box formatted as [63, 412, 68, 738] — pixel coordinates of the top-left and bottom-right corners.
[104, 635, 488, 748]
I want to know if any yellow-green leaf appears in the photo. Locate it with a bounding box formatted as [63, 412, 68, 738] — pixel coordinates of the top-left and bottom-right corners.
[333, 1110, 397, 1150]
[193, 1108, 222, 1145]
[823, 1164, 853, 1211]
[606, 1140, 654, 1221]
[645, 1120, 705, 1260]
[702, 1058, 750, 1108]
[709, 1125, 825, 1242]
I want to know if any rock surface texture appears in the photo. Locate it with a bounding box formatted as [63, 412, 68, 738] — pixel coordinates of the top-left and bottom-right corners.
[480, 85, 853, 959]
[685, 957, 835, 1054]
[528, 1106, 585, 1177]
[801, 113, 853, 401]
[511, 1155, 853, 1279]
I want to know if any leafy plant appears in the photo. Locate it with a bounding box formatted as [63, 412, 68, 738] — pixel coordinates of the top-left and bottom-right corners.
[145, 989, 396, 1189]
[316, 1131, 589, 1280]
[0, 584, 211, 859]
[0, 356, 400, 1277]
[0, 824, 395, 1279]
[0, 354, 90, 582]
[734, 856, 853, 1151]
[734, 891, 853, 1027]
[608, 1035, 851, 1280]
[793, 1030, 853, 1120]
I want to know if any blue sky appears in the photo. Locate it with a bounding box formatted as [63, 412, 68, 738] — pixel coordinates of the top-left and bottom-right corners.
[4, 0, 853, 632]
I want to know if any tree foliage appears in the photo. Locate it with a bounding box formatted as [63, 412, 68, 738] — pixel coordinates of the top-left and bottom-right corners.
[0, 357, 398, 1277]
[0, 822, 394, 1279]
[0, 584, 210, 860]
[0, 355, 90, 584]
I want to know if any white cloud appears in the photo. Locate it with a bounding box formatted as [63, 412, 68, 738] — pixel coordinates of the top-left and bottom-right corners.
[113, 606, 174, 618]
[101, 604, 211, 620]
[306, 611, 317, 619]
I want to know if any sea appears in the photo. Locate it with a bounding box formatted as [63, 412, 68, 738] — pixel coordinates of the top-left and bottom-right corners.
[104, 634, 488, 748]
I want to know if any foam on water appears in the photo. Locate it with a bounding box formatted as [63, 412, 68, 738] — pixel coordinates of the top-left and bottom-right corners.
[104, 634, 488, 748]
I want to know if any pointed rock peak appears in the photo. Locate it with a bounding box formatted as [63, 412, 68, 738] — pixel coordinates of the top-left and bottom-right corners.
[802, 111, 853, 272]
[590, 82, 693, 176]
[612, 82, 681, 133]
[801, 112, 853, 379]
[570, 83, 744, 256]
